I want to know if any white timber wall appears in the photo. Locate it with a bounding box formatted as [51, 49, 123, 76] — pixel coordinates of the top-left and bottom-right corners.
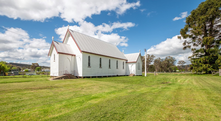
[58, 54, 75, 76]
[127, 63, 136, 75]
[50, 47, 59, 76]
[82, 52, 127, 77]
[135, 55, 142, 75]
[65, 34, 83, 76]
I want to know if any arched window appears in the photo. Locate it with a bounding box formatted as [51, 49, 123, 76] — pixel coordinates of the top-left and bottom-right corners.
[123, 62, 124, 69]
[99, 58, 102, 68]
[109, 59, 111, 69]
[116, 60, 118, 69]
[54, 54, 55, 62]
[88, 56, 90, 67]
[138, 62, 140, 70]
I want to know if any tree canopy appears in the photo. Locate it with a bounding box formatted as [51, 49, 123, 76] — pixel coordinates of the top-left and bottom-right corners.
[142, 54, 155, 72]
[180, 0, 221, 73]
[35, 67, 41, 72]
[0, 61, 10, 75]
[215, 55, 221, 69]
[153, 56, 176, 72]
[11, 66, 18, 70]
[177, 60, 186, 66]
[162, 56, 176, 72]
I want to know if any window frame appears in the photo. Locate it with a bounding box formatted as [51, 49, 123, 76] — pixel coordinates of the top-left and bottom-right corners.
[99, 58, 102, 68]
[123, 62, 124, 69]
[54, 54, 55, 62]
[116, 60, 118, 69]
[88, 56, 91, 68]
[138, 62, 140, 70]
[109, 59, 111, 69]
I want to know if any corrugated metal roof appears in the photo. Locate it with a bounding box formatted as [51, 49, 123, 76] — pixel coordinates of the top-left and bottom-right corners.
[124, 53, 140, 62]
[69, 30, 127, 60]
[53, 41, 74, 55]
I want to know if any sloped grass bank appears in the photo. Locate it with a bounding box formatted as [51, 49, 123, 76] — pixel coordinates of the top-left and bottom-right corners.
[0, 74, 220, 120]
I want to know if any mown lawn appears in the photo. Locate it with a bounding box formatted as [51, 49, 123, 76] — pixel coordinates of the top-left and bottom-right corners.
[0, 74, 221, 120]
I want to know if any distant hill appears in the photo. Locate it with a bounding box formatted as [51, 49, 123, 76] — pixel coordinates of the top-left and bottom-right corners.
[8, 62, 49, 69]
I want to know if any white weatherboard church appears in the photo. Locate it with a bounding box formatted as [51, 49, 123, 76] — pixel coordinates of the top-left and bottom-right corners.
[48, 28, 142, 77]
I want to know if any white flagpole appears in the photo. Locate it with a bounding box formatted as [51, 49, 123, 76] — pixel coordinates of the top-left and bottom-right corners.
[145, 49, 147, 77]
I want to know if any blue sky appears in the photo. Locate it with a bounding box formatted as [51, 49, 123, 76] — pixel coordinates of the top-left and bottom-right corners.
[0, 0, 205, 66]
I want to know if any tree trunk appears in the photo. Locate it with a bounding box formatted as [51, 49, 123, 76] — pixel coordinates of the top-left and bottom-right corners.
[3, 71, 5, 76]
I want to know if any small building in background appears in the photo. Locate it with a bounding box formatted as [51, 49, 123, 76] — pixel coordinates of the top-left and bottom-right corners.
[11, 69, 19, 75]
[124, 53, 142, 76]
[42, 68, 50, 72]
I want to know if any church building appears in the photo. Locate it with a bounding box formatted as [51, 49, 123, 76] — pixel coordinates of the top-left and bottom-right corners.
[48, 28, 142, 77]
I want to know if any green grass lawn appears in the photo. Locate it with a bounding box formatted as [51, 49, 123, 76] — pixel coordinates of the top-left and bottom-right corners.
[0, 74, 221, 120]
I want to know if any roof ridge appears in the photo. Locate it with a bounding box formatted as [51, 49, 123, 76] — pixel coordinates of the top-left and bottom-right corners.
[53, 40, 61, 44]
[124, 52, 140, 55]
[54, 40, 70, 45]
[69, 29, 117, 47]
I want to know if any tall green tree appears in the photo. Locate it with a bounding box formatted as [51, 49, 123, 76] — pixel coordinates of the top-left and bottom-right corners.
[153, 56, 176, 72]
[154, 58, 162, 72]
[12, 67, 18, 70]
[142, 54, 155, 72]
[0, 61, 10, 76]
[162, 56, 176, 72]
[179, 0, 221, 73]
[215, 54, 221, 69]
[35, 67, 41, 72]
[177, 60, 186, 71]
[170, 66, 178, 72]
[177, 60, 186, 66]
[185, 65, 190, 72]
[149, 65, 155, 72]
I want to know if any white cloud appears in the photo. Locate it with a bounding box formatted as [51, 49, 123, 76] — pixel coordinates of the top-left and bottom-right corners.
[0, 27, 50, 66]
[55, 21, 135, 47]
[115, 1, 140, 15]
[0, 28, 29, 51]
[147, 11, 155, 16]
[173, 11, 188, 21]
[39, 34, 46, 38]
[0, 0, 140, 66]
[140, 9, 146, 12]
[147, 35, 192, 64]
[0, 0, 140, 22]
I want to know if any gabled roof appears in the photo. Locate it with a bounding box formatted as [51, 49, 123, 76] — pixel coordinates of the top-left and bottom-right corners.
[68, 29, 127, 60]
[48, 41, 75, 56]
[124, 53, 140, 63]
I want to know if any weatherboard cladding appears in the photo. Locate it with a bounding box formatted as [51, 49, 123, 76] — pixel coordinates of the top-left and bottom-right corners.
[53, 41, 75, 55]
[124, 53, 140, 63]
[69, 30, 127, 60]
